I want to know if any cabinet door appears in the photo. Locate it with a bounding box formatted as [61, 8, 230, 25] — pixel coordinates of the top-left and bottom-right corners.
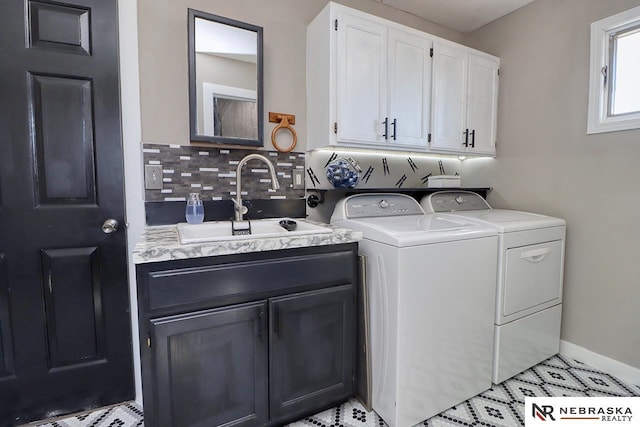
[336, 12, 387, 145]
[269, 285, 355, 422]
[466, 53, 499, 156]
[150, 302, 268, 427]
[431, 42, 468, 152]
[388, 28, 433, 148]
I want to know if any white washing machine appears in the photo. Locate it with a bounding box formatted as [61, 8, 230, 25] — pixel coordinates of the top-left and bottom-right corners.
[421, 191, 566, 384]
[331, 194, 498, 427]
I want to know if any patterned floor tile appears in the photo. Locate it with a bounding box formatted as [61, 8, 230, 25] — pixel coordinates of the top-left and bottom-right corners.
[33, 403, 143, 427]
[467, 396, 522, 427]
[538, 355, 572, 370]
[569, 367, 637, 396]
[479, 385, 515, 405]
[29, 356, 639, 427]
[530, 363, 587, 390]
[503, 378, 551, 402]
[541, 382, 590, 398]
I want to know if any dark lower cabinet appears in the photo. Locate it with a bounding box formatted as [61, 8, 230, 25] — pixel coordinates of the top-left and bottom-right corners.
[136, 244, 358, 427]
[150, 302, 268, 427]
[270, 286, 355, 423]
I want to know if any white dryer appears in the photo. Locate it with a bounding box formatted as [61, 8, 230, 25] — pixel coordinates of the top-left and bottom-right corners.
[421, 191, 566, 384]
[331, 194, 498, 427]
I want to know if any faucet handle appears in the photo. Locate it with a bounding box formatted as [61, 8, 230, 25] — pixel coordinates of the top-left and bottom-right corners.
[231, 198, 249, 215]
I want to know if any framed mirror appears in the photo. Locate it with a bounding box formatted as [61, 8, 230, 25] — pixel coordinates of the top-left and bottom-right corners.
[188, 9, 263, 146]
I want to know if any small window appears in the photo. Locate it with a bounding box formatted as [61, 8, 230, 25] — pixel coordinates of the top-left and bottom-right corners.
[588, 5, 640, 134]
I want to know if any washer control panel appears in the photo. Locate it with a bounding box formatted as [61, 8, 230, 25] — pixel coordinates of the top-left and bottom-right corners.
[424, 191, 490, 213]
[343, 194, 424, 218]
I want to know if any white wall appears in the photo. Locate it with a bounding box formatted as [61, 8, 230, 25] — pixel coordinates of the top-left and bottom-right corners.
[462, 0, 640, 369]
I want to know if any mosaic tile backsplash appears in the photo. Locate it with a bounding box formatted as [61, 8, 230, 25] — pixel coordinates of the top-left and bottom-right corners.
[142, 143, 306, 202]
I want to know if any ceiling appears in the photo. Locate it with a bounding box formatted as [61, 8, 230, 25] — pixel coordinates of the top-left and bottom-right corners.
[371, 0, 536, 33]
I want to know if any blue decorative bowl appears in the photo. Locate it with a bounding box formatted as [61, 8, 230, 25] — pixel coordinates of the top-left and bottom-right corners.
[326, 158, 360, 189]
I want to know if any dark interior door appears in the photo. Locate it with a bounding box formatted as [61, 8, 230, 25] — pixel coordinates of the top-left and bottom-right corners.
[0, 0, 133, 424]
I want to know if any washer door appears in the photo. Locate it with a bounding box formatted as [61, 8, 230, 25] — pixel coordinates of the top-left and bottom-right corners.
[503, 240, 563, 317]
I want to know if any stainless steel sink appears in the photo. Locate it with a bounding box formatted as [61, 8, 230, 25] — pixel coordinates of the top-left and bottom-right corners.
[177, 218, 333, 244]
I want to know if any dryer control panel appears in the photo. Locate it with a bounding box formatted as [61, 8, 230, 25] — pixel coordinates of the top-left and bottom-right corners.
[424, 191, 491, 213]
[334, 194, 424, 219]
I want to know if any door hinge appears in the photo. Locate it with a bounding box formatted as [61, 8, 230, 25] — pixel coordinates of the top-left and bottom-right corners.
[497, 68, 500, 76]
[147, 335, 151, 348]
[430, 48, 433, 57]
[428, 133, 432, 143]
[334, 122, 338, 134]
[334, 19, 338, 31]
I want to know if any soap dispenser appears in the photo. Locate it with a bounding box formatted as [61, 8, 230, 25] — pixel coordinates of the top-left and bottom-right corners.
[185, 193, 204, 224]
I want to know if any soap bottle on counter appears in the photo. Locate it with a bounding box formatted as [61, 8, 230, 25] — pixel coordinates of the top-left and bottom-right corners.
[185, 193, 204, 224]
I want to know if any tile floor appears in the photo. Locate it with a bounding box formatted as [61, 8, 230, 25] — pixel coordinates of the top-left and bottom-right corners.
[34, 355, 639, 427]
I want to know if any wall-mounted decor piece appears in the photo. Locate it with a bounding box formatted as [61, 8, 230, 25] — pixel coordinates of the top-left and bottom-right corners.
[269, 112, 297, 152]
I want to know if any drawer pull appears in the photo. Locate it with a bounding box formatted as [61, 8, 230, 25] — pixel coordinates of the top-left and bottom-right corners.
[520, 247, 551, 263]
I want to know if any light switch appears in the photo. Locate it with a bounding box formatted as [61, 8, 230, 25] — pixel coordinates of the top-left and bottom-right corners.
[292, 170, 305, 189]
[145, 164, 163, 190]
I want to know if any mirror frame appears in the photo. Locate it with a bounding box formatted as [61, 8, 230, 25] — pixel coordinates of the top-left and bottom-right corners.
[188, 9, 264, 146]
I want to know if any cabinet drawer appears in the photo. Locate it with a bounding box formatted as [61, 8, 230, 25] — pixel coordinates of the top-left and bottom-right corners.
[145, 251, 354, 312]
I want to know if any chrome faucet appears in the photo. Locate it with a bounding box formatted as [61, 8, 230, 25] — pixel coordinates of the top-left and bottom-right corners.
[232, 154, 280, 221]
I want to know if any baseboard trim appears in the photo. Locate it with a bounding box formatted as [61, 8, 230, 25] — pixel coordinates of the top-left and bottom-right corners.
[560, 340, 640, 386]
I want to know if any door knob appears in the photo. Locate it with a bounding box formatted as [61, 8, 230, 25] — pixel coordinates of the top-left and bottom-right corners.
[102, 219, 119, 234]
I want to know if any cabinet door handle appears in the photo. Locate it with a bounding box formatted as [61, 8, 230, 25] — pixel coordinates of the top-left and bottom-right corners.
[463, 129, 469, 147]
[392, 119, 397, 141]
[273, 306, 280, 338]
[257, 307, 265, 342]
[470, 129, 476, 148]
[382, 118, 389, 140]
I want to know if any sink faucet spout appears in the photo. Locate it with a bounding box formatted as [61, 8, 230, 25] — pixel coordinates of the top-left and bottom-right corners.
[234, 154, 280, 221]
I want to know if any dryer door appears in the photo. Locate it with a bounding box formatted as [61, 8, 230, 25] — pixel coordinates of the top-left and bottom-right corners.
[502, 240, 563, 318]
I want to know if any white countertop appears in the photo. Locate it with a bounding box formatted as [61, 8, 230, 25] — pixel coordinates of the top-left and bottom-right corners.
[133, 222, 362, 264]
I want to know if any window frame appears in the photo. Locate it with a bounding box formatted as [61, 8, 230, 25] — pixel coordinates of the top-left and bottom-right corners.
[587, 5, 640, 134]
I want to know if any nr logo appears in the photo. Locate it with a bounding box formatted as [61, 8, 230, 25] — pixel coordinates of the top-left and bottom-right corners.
[533, 403, 556, 421]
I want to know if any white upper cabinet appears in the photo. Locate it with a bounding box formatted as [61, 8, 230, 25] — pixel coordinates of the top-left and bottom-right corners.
[467, 54, 500, 155]
[307, 3, 433, 151]
[336, 12, 388, 145]
[307, 2, 498, 156]
[431, 43, 468, 152]
[388, 28, 432, 148]
[431, 41, 499, 156]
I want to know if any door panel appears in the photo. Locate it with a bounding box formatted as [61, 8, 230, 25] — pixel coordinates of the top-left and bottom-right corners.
[337, 12, 387, 144]
[41, 247, 104, 368]
[31, 74, 96, 204]
[29, 1, 91, 54]
[466, 54, 499, 155]
[0, 252, 14, 378]
[431, 42, 467, 152]
[151, 302, 268, 427]
[388, 29, 432, 148]
[0, 0, 132, 423]
[269, 285, 355, 422]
